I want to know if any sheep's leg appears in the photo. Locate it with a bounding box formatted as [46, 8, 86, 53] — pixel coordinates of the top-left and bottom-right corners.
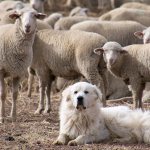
[10, 77, 20, 122]
[34, 79, 45, 114]
[27, 73, 34, 98]
[82, 69, 106, 106]
[0, 73, 6, 123]
[101, 70, 108, 100]
[43, 78, 52, 114]
[27, 68, 35, 98]
[130, 79, 145, 109]
[138, 83, 145, 108]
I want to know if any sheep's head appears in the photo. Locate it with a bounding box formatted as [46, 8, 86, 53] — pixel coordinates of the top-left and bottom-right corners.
[9, 9, 46, 34]
[134, 27, 150, 44]
[70, 7, 89, 16]
[30, 0, 45, 12]
[94, 42, 128, 68]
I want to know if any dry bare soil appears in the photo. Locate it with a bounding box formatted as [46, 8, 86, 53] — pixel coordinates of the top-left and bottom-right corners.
[0, 90, 150, 150]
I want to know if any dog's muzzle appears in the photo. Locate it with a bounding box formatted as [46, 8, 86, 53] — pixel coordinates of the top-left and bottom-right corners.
[76, 96, 86, 110]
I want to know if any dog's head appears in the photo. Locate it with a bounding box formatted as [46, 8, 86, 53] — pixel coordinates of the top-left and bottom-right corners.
[62, 82, 102, 111]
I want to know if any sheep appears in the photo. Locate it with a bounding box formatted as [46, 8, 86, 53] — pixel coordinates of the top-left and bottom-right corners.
[99, 8, 150, 26]
[134, 27, 150, 44]
[94, 41, 150, 108]
[0, 10, 52, 97]
[69, 6, 89, 16]
[29, 0, 46, 13]
[133, 27, 150, 103]
[71, 20, 146, 46]
[120, 2, 150, 10]
[0, 8, 46, 123]
[44, 13, 63, 28]
[31, 29, 107, 114]
[0, 9, 51, 95]
[0, 0, 24, 11]
[112, 0, 150, 8]
[54, 16, 97, 30]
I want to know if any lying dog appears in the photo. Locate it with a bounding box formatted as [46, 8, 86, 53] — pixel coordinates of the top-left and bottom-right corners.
[53, 82, 150, 145]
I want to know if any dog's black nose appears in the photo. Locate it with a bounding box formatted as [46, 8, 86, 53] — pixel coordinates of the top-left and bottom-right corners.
[77, 96, 83, 105]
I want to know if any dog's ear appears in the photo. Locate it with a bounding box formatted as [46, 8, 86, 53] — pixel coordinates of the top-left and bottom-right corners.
[62, 86, 71, 101]
[93, 85, 102, 102]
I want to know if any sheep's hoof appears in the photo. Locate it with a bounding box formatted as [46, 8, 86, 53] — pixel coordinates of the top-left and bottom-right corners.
[52, 140, 64, 145]
[68, 140, 77, 146]
[0, 118, 4, 124]
[34, 108, 44, 115]
[43, 108, 51, 115]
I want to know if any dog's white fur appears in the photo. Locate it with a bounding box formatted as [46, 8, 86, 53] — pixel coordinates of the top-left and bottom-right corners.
[53, 82, 150, 145]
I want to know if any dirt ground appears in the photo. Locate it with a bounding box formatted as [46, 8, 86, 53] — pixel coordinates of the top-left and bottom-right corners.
[0, 89, 150, 150]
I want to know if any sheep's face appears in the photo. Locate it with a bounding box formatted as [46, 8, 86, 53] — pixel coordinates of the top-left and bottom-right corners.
[30, 0, 45, 12]
[70, 7, 88, 16]
[62, 82, 102, 111]
[142, 28, 150, 44]
[21, 11, 38, 34]
[103, 49, 118, 67]
[9, 10, 46, 34]
[94, 42, 128, 68]
[134, 28, 150, 44]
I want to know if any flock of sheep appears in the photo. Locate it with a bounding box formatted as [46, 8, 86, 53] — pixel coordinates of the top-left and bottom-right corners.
[0, 0, 150, 127]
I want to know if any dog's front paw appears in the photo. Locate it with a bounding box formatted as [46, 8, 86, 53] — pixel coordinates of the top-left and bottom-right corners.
[68, 140, 78, 146]
[52, 140, 65, 145]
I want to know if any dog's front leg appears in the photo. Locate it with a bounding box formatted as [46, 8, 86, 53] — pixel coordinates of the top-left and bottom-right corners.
[68, 134, 95, 146]
[113, 137, 136, 144]
[53, 133, 69, 145]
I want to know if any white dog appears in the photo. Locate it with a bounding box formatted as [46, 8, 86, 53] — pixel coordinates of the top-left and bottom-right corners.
[53, 82, 150, 146]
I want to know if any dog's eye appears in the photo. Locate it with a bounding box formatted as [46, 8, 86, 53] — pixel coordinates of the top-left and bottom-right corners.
[74, 91, 78, 94]
[84, 91, 89, 94]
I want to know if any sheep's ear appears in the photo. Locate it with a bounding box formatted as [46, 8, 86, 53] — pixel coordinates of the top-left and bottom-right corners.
[93, 85, 102, 102]
[134, 31, 143, 39]
[120, 49, 128, 55]
[62, 86, 71, 102]
[9, 12, 21, 19]
[35, 13, 47, 19]
[94, 48, 104, 55]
